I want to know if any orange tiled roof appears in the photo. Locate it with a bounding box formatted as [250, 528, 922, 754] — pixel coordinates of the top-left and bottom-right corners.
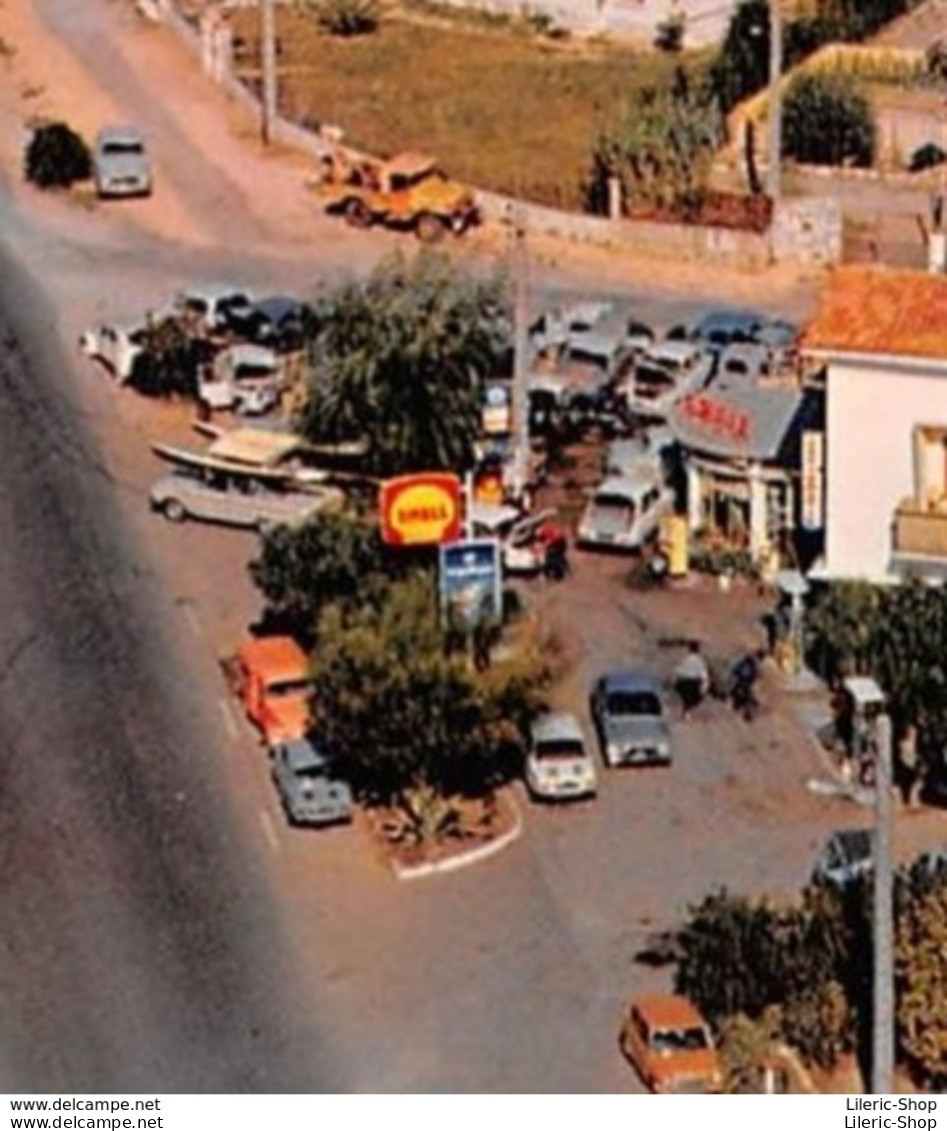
[801, 266, 947, 361]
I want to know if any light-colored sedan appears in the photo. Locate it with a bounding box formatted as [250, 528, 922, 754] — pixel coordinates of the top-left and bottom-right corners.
[149, 465, 344, 529]
[79, 320, 147, 383]
[590, 669, 672, 769]
[525, 712, 597, 802]
[92, 126, 152, 199]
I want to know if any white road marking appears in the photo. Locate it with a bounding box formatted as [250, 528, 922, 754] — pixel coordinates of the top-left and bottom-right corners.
[218, 697, 239, 740]
[181, 601, 203, 638]
[259, 809, 280, 853]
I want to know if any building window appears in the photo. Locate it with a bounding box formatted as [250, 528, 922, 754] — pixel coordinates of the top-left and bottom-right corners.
[913, 425, 947, 510]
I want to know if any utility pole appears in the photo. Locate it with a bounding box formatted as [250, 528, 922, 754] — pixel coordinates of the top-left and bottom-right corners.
[509, 207, 531, 507]
[260, 0, 278, 146]
[872, 711, 895, 1095]
[767, 0, 783, 202]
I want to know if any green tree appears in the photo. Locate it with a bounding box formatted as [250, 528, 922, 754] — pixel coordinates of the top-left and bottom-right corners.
[896, 879, 947, 1088]
[248, 512, 418, 640]
[586, 66, 722, 218]
[128, 313, 207, 399]
[781, 71, 875, 167]
[298, 252, 510, 477]
[311, 574, 544, 839]
[675, 886, 856, 1067]
[24, 122, 91, 189]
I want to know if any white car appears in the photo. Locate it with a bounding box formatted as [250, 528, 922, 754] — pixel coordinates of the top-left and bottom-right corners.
[79, 320, 148, 383]
[525, 712, 597, 802]
[196, 344, 283, 416]
[92, 125, 152, 199]
[577, 468, 674, 552]
[173, 284, 255, 336]
[468, 502, 561, 576]
[618, 340, 714, 422]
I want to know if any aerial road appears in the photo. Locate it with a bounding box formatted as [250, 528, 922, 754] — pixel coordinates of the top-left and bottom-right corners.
[0, 242, 348, 1092]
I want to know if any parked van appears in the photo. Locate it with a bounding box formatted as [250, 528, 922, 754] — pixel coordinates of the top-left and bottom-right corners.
[618, 340, 713, 422]
[577, 469, 674, 552]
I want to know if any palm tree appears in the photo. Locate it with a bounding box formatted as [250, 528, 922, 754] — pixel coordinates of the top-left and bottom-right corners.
[298, 252, 510, 476]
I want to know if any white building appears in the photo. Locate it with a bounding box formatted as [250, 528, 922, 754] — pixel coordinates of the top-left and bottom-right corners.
[802, 266, 947, 584]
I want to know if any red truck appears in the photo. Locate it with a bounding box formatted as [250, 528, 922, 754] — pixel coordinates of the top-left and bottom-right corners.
[230, 636, 313, 746]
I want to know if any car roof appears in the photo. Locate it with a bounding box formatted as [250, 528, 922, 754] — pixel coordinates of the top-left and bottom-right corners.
[253, 295, 304, 320]
[827, 827, 874, 860]
[694, 308, 765, 334]
[599, 669, 662, 694]
[180, 283, 252, 302]
[237, 636, 310, 682]
[531, 712, 584, 745]
[631, 994, 709, 1030]
[221, 343, 279, 366]
[594, 470, 662, 497]
[644, 339, 703, 365]
[96, 125, 145, 145]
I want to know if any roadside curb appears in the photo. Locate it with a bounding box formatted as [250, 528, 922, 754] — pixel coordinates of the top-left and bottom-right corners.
[391, 792, 524, 882]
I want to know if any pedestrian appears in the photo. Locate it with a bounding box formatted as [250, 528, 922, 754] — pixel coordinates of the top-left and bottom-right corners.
[897, 723, 921, 808]
[674, 640, 710, 721]
[729, 649, 763, 721]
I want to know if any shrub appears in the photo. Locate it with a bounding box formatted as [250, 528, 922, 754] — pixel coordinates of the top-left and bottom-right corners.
[781, 71, 875, 167]
[24, 122, 91, 189]
[305, 0, 380, 36]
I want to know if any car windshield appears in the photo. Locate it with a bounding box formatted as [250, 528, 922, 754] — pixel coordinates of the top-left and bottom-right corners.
[266, 678, 311, 698]
[535, 740, 584, 761]
[233, 362, 277, 381]
[651, 1026, 710, 1053]
[103, 141, 144, 156]
[635, 364, 676, 393]
[606, 691, 661, 717]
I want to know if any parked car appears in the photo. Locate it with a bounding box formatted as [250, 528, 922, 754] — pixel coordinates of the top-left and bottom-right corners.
[269, 738, 353, 827]
[228, 295, 309, 352]
[619, 994, 723, 1093]
[529, 301, 614, 356]
[616, 340, 714, 422]
[714, 341, 772, 385]
[468, 502, 561, 576]
[79, 320, 147, 383]
[812, 828, 874, 888]
[174, 284, 256, 337]
[196, 344, 283, 416]
[567, 308, 655, 369]
[230, 635, 313, 746]
[149, 464, 343, 529]
[590, 669, 671, 768]
[92, 125, 152, 199]
[691, 308, 766, 352]
[576, 468, 674, 552]
[525, 713, 597, 802]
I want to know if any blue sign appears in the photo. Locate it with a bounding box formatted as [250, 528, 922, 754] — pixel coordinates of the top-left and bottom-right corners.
[438, 539, 502, 629]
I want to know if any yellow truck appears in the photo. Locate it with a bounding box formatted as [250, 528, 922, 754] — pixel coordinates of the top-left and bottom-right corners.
[312, 150, 480, 243]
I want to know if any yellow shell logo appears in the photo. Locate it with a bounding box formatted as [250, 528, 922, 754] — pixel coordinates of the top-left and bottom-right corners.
[383, 475, 461, 545]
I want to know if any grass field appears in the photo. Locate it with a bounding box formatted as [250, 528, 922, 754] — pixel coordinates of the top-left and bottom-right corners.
[228, 5, 687, 210]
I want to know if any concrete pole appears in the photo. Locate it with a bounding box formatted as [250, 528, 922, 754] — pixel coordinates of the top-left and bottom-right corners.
[872, 711, 895, 1095]
[510, 207, 531, 507]
[260, 0, 278, 146]
[767, 0, 782, 202]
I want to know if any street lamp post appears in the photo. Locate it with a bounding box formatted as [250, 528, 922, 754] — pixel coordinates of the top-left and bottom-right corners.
[844, 676, 895, 1095]
[260, 0, 278, 146]
[767, 0, 783, 202]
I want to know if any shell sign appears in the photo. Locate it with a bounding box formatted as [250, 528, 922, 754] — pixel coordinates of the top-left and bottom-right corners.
[379, 473, 463, 546]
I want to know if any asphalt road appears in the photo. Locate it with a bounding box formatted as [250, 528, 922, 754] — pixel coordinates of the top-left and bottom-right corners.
[0, 245, 347, 1092]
